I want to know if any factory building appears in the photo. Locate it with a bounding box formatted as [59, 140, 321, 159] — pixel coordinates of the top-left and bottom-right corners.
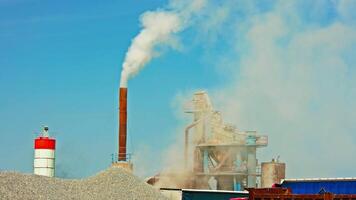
[148, 91, 271, 191]
[280, 178, 356, 194]
[185, 91, 268, 190]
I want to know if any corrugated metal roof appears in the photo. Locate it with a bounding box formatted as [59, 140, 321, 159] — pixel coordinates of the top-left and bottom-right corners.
[283, 177, 356, 182]
[281, 178, 356, 194]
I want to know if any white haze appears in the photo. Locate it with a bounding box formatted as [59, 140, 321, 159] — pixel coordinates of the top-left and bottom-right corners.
[207, 0, 356, 178]
[120, 0, 206, 87]
[132, 0, 356, 179]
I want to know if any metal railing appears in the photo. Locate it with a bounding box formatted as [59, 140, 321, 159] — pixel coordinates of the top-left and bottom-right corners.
[111, 153, 132, 163]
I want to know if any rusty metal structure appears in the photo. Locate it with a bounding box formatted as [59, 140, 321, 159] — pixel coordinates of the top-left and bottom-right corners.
[261, 159, 286, 187]
[184, 91, 268, 190]
[247, 188, 356, 200]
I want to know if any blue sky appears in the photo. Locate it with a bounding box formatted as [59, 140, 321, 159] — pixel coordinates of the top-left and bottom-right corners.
[1, 0, 356, 179]
[0, 0, 224, 178]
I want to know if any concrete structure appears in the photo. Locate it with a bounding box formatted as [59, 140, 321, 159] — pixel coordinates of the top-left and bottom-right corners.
[34, 126, 56, 177]
[261, 159, 286, 187]
[185, 91, 268, 190]
[147, 91, 269, 190]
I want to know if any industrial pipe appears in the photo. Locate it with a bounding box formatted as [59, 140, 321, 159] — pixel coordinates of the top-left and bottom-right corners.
[184, 122, 199, 168]
[184, 114, 212, 169]
[119, 87, 127, 161]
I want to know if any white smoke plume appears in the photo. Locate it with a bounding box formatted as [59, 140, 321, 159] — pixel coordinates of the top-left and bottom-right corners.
[200, 0, 356, 178]
[132, 0, 356, 180]
[155, 0, 356, 179]
[120, 0, 206, 87]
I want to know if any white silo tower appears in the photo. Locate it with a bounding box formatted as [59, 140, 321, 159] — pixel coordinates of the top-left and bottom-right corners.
[33, 126, 56, 177]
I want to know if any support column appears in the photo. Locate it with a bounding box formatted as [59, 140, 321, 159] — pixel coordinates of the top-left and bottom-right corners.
[203, 148, 209, 173]
[247, 147, 257, 187]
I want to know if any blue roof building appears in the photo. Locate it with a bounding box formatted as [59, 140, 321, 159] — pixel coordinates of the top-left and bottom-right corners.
[281, 178, 356, 194]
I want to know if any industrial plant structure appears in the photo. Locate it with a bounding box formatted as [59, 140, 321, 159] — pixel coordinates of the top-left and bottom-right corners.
[149, 91, 272, 191]
[185, 91, 268, 190]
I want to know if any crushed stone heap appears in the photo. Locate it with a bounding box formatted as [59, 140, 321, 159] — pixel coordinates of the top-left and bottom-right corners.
[0, 167, 167, 200]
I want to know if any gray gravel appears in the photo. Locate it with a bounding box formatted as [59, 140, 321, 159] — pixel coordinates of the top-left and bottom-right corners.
[0, 167, 167, 200]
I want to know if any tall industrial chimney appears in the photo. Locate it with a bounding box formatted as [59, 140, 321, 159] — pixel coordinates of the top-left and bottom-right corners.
[112, 87, 132, 171]
[119, 87, 127, 161]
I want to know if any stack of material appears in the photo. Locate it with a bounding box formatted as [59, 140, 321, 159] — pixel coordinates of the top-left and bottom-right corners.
[0, 167, 167, 200]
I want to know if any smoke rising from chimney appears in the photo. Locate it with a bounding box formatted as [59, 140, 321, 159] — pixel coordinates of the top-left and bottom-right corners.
[120, 0, 206, 87]
[133, 0, 356, 180]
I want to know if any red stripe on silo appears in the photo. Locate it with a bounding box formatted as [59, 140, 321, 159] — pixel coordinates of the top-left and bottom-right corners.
[34, 137, 56, 150]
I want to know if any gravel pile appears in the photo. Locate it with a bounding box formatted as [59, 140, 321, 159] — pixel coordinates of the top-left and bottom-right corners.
[0, 167, 167, 200]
